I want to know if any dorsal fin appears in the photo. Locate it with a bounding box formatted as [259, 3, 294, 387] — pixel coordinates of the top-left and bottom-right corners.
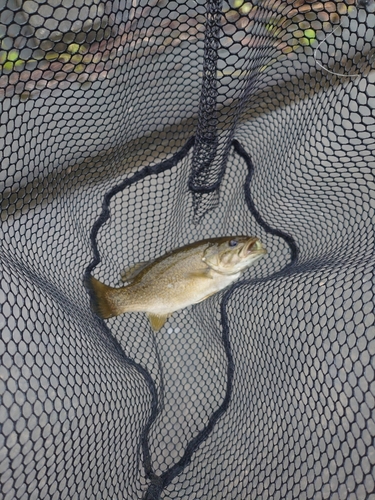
[120, 261, 151, 283]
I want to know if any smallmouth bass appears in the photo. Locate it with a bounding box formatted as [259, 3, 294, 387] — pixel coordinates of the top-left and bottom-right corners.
[89, 236, 267, 331]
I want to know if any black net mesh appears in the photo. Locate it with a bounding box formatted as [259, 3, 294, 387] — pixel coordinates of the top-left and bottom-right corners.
[1, 0, 375, 498]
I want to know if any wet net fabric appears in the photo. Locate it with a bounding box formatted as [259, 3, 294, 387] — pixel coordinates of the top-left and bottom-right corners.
[1, 0, 375, 499]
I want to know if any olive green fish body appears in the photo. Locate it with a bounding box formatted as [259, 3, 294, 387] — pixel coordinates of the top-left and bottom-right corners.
[89, 236, 266, 331]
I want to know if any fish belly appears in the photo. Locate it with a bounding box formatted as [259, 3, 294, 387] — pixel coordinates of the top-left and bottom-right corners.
[144, 273, 239, 316]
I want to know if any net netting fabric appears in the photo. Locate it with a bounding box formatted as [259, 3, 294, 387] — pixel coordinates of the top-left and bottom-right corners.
[1, 0, 375, 498]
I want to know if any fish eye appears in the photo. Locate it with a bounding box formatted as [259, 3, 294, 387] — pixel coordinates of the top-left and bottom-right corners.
[229, 240, 238, 247]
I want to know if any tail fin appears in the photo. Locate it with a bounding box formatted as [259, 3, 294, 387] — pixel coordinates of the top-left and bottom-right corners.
[88, 276, 123, 319]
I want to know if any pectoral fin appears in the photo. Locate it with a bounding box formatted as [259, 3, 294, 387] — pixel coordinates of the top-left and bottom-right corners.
[147, 313, 170, 332]
[188, 268, 213, 279]
[120, 261, 151, 283]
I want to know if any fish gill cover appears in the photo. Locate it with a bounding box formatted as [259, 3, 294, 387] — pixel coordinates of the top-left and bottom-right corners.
[0, 1, 374, 499]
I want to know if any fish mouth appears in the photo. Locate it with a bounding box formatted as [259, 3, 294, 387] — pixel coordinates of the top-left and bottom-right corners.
[242, 238, 267, 256]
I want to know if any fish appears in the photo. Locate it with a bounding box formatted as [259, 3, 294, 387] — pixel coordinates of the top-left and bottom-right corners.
[88, 236, 267, 331]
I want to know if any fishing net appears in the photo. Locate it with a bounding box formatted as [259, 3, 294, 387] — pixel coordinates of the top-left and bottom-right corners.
[1, 0, 374, 498]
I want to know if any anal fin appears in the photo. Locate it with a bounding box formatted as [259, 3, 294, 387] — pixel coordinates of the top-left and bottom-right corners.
[147, 313, 170, 332]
